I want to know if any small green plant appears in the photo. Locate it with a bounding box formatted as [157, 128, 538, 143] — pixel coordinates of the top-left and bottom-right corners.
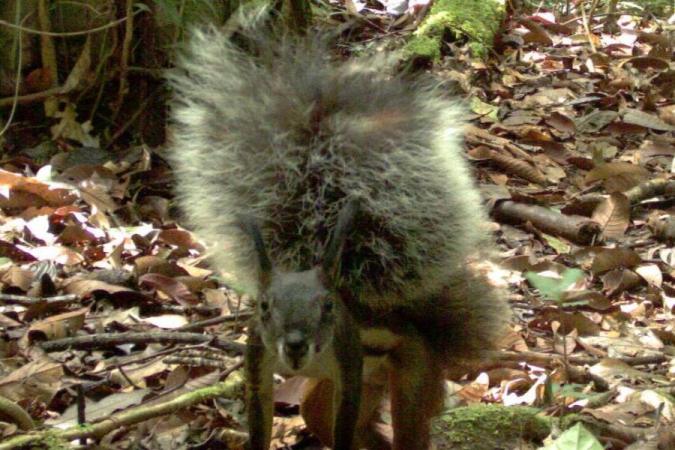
[525, 268, 585, 303]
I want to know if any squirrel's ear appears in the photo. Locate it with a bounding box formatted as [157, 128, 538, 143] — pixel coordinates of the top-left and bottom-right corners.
[322, 199, 359, 284]
[237, 216, 272, 290]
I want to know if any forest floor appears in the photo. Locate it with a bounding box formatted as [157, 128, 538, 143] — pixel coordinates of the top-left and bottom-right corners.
[0, 2, 672, 449]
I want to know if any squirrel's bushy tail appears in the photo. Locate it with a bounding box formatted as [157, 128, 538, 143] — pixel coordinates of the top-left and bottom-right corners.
[167, 27, 494, 311]
[419, 263, 509, 367]
[166, 26, 511, 366]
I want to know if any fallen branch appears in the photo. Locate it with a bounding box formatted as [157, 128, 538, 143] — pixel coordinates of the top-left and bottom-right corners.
[565, 178, 674, 215]
[0, 396, 34, 431]
[0, 370, 245, 449]
[485, 149, 549, 186]
[492, 200, 602, 245]
[40, 331, 245, 354]
[625, 178, 673, 204]
[465, 125, 537, 163]
[647, 214, 675, 243]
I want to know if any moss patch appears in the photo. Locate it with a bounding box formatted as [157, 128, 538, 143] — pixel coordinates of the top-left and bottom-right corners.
[431, 404, 551, 450]
[32, 432, 71, 450]
[405, 0, 504, 60]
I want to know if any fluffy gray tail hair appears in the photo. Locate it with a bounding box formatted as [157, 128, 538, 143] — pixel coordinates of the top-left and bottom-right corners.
[167, 24, 493, 313]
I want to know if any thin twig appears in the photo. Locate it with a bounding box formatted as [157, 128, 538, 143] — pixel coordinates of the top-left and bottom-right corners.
[0, 86, 65, 108]
[580, 1, 597, 52]
[0, 11, 141, 37]
[37, 0, 58, 105]
[111, 0, 135, 125]
[177, 310, 254, 332]
[76, 384, 85, 445]
[0, 3, 25, 138]
[40, 331, 246, 354]
[88, 344, 208, 375]
[494, 350, 666, 367]
[0, 293, 79, 305]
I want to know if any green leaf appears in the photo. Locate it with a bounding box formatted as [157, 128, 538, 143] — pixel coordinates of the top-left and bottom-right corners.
[542, 233, 570, 254]
[525, 268, 584, 302]
[559, 268, 584, 289]
[555, 383, 591, 400]
[469, 97, 499, 121]
[540, 423, 603, 450]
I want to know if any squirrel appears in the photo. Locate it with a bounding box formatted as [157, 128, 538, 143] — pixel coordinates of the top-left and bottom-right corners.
[238, 201, 363, 450]
[168, 20, 510, 450]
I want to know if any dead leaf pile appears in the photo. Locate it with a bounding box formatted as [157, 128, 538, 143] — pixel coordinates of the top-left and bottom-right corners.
[460, 6, 673, 450]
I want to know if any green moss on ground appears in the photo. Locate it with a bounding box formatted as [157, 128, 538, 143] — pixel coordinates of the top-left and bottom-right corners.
[405, 0, 504, 60]
[31, 432, 71, 450]
[431, 404, 551, 450]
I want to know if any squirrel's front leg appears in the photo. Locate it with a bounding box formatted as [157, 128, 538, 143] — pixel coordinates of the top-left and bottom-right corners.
[332, 315, 363, 450]
[389, 334, 444, 450]
[245, 329, 274, 450]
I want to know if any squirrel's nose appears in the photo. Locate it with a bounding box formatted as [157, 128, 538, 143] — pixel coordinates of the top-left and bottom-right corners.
[284, 331, 308, 357]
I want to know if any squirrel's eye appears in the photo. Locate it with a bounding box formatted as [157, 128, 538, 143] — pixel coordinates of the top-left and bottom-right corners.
[259, 298, 269, 312]
[323, 298, 334, 313]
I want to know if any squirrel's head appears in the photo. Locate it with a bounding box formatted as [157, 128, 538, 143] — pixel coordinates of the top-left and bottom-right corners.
[256, 270, 337, 372]
[238, 200, 358, 373]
